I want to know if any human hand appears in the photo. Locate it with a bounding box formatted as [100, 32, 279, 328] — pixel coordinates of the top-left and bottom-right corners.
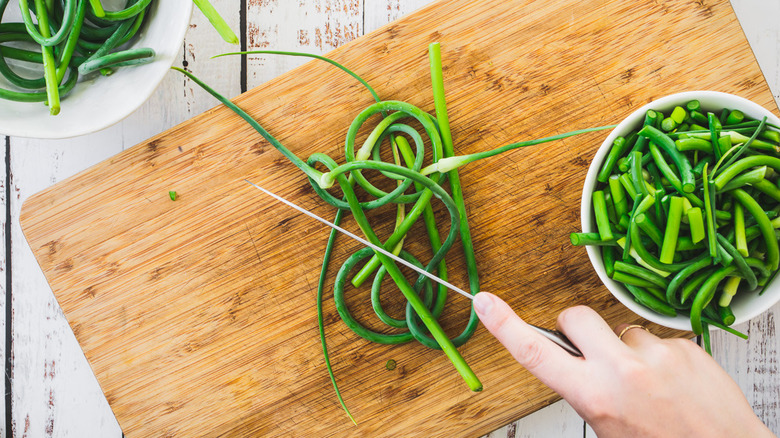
[472, 292, 775, 438]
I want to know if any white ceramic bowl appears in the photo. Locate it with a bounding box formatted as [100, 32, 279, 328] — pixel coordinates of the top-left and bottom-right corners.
[0, 0, 192, 139]
[582, 91, 780, 330]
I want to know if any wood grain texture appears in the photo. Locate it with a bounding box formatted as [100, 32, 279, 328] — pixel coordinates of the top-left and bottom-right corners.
[364, 0, 432, 33]
[2, 3, 574, 438]
[730, 0, 780, 103]
[10, 133, 125, 438]
[245, 0, 589, 433]
[711, 307, 780, 432]
[245, 0, 362, 88]
[181, 0, 242, 113]
[710, 0, 780, 433]
[0, 138, 6, 438]
[7, 1, 241, 437]
[483, 401, 584, 438]
[12, 0, 780, 437]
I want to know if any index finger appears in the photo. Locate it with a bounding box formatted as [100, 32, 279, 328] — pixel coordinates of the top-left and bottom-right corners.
[556, 306, 629, 358]
[473, 292, 584, 393]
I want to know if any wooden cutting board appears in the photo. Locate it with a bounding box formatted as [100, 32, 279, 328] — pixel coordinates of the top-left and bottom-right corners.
[20, 0, 778, 436]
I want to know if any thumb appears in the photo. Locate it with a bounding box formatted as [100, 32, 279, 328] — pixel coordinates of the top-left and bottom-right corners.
[473, 292, 581, 389]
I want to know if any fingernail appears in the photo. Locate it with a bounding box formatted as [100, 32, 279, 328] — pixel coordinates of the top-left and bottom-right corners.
[473, 292, 494, 316]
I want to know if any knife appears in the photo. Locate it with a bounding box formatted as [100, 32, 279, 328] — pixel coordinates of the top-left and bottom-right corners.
[245, 179, 582, 357]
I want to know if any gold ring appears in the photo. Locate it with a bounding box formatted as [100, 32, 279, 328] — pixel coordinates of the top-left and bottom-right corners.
[618, 324, 649, 340]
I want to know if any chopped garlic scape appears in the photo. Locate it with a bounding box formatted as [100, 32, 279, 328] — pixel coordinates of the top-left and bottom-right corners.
[616, 237, 672, 278]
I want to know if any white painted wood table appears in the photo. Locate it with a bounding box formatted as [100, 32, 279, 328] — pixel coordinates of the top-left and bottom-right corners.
[3, 0, 780, 436]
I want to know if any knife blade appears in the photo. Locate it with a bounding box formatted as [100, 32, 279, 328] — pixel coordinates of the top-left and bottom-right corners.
[245, 179, 582, 357]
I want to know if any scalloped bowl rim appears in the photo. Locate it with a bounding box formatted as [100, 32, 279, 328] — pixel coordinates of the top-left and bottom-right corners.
[581, 90, 780, 331]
